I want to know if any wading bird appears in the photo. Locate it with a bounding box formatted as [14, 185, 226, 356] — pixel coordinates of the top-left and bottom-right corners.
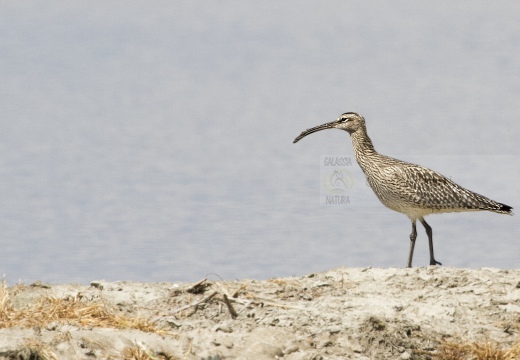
[293, 112, 512, 267]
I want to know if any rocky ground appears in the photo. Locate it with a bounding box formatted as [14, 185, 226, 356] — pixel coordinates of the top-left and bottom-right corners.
[0, 267, 519, 359]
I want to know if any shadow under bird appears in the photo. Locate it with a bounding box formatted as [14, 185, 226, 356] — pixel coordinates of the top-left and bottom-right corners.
[293, 112, 513, 267]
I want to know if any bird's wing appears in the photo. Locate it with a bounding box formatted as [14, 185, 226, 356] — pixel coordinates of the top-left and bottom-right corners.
[386, 162, 484, 211]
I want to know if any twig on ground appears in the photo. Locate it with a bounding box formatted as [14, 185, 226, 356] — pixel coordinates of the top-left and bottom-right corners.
[186, 278, 208, 294]
[236, 300, 255, 315]
[228, 295, 307, 311]
[223, 294, 238, 319]
[170, 291, 218, 316]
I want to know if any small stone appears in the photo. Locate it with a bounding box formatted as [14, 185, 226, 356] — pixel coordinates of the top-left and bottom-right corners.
[222, 338, 234, 349]
[46, 322, 59, 331]
[318, 340, 333, 348]
[220, 325, 233, 333]
[90, 280, 105, 289]
[211, 324, 233, 333]
[312, 282, 331, 288]
[30, 281, 50, 289]
[326, 326, 342, 334]
[401, 351, 411, 359]
[352, 344, 363, 353]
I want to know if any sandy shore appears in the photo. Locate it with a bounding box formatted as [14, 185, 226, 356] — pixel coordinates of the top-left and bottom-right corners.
[0, 267, 519, 359]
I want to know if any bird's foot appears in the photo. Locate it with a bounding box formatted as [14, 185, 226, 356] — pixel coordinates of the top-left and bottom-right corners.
[430, 259, 442, 266]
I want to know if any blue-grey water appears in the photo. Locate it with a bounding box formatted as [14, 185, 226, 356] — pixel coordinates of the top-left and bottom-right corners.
[1, 2, 519, 284]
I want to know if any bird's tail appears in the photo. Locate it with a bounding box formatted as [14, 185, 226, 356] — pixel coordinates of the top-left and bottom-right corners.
[471, 191, 513, 215]
[479, 199, 513, 215]
[494, 202, 513, 215]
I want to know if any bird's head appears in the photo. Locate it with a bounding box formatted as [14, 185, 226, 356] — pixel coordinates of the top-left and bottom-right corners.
[293, 112, 365, 143]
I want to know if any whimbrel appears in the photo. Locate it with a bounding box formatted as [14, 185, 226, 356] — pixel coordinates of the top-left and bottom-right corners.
[293, 112, 512, 267]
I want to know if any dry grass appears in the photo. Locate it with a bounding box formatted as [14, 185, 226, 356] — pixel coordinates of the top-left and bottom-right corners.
[0, 339, 59, 360]
[22, 339, 59, 360]
[122, 342, 178, 360]
[0, 277, 170, 335]
[433, 338, 520, 360]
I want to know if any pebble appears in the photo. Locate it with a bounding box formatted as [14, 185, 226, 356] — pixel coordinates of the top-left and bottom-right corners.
[30, 281, 51, 289]
[46, 322, 59, 331]
[325, 325, 342, 334]
[211, 324, 233, 333]
[401, 351, 411, 359]
[90, 280, 106, 290]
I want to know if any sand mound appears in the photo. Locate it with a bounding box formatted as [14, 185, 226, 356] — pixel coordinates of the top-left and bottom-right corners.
[0, 267, 519, 359]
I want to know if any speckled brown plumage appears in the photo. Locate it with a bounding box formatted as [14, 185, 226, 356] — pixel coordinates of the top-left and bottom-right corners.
[294, 112, 512, 267]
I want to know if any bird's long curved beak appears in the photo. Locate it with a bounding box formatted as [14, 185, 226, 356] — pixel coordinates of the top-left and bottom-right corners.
[293, 120, 339, 143]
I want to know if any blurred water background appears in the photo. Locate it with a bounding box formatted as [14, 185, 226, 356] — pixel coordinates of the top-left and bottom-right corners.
[1, 2, 519, 284]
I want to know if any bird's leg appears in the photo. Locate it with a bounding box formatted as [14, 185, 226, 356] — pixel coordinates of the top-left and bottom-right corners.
[407, 221, 417, 268]
[419, 218, 442, 266]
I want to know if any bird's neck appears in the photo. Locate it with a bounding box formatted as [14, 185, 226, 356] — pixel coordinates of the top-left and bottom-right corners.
[350, 127, 376, 160]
